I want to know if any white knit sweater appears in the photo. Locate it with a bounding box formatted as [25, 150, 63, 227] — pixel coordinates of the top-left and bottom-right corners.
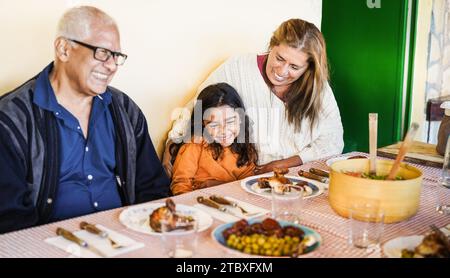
[169, 54, 344, 164]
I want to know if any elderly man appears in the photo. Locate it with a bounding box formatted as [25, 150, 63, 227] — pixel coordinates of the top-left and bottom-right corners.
[0, 6, 169, 233]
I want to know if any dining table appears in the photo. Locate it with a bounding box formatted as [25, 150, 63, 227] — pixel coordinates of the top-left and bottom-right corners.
[0, 152, 448, 258]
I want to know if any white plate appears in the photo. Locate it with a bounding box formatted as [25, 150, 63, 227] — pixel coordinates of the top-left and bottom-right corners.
[325, 155, 368, 166]
[119, 202, 213, 235]
[240, 175, 325, 200]
[382, 235, 424, 258]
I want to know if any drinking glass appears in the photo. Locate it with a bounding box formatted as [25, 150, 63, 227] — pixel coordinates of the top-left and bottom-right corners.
[437, 135, 450, 215]
[348, 201, 384, 250]
[160, 215, 198, 258]
[271, 184, 304, 224]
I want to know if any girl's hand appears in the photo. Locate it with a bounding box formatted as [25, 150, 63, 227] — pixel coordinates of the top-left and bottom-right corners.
[194, 179, 223, 189]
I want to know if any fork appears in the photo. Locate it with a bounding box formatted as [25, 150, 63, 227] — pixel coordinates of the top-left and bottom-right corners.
[80, 221, 123, 249]
[209, 195, 258, 216]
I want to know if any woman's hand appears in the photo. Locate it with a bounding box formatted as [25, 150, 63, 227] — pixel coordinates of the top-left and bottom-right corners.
[254, 156, 303, 175]
[254, 160, 286, 175]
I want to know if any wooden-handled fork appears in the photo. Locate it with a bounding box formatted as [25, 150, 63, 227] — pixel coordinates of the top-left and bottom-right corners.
[79, 221, 123, 249]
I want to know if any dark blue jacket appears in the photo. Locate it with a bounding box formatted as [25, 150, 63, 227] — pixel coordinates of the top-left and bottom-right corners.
[0, 73, 170, 234]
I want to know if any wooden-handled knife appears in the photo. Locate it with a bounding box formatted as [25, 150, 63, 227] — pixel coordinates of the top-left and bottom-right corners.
[298, 170, 329, 183]
[197, 196, 242, 218]
[56, 227, 107, 257]
[309, 168, 330, 178]
[209, 195, 252, 215]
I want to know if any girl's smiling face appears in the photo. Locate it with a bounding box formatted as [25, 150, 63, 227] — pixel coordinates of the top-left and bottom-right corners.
[203, 105, 240, 147]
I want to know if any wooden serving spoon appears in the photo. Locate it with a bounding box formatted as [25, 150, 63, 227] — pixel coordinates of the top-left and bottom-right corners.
[387, 123, 419, 180]
[369, 113, 378, 175]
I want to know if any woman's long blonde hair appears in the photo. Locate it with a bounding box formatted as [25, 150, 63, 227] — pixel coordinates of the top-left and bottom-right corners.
[268, 18, 329, 133]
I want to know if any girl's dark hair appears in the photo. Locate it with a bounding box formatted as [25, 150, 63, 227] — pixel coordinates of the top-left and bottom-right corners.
[170, 83, 258, 167]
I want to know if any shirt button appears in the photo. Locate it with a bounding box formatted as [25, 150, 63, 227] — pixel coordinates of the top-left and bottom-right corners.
[87, 175, 93, 180]
[54, 112, 59, 116]
[77, 126, 81, 130]
[93, 202, 98, 208]
[47, 198, 53, 204]
[85, 146, 89, 152]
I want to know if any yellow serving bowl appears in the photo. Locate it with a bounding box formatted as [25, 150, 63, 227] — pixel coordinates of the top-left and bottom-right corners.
[328, 159, 423, 223]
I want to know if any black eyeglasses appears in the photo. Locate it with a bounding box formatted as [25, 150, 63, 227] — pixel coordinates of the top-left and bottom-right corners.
[67, 39, 128, 66]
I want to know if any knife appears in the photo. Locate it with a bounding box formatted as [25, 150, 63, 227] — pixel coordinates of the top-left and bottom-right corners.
[298, 170, 329, 183]
[56, 227, 107, 257]
[210, 195, 255, 215]
[80, 221, 108, 238]
[309, 168, 330, 178]
[197, 196, 242, 218]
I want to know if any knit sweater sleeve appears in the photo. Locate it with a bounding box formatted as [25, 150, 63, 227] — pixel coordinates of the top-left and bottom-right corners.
[298, 83, 344, 163]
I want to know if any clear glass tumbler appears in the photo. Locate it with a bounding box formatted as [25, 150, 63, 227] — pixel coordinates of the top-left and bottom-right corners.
[437, 135, 450, 214]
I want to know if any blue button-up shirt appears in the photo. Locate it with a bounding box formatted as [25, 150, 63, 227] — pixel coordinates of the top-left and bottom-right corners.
[33, 63, 122, 221]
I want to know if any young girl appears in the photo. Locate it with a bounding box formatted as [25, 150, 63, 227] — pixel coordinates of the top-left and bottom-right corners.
[170, 83, 258, 195]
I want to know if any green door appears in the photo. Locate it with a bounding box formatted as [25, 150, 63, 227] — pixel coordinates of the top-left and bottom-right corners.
[321, 0, 417, 152]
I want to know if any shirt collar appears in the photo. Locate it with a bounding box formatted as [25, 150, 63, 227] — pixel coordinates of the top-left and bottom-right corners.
[97, 89, 112, 107]
[33, 62, 113, 111]
[33, 62, 59, 112]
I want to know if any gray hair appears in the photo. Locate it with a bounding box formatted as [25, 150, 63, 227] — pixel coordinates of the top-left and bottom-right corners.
[56, 6, 117, 40]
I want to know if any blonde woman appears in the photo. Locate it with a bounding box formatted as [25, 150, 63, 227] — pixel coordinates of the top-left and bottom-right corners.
[165, 18, 343, 176]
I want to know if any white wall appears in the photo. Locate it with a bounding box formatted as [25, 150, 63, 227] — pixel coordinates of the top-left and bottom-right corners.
[410, 0, 450, 143]
[0, 0, 322, 156]
[410, 0, 433, 142]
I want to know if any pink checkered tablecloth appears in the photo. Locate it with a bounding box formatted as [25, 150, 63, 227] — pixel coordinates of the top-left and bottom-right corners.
[0, 152, 448, 258]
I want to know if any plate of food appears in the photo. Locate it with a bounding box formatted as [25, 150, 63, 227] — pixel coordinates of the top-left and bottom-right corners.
[240, 168, 325, 199]
[382, 235, 424, 258]
[383, 226, 450, 258]
[212, 218, 321, 257]
[325, 155, 368, 167]
[119, 198, 213, 235]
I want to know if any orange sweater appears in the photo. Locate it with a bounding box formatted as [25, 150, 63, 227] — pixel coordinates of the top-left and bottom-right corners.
[171, 143, 256, 195]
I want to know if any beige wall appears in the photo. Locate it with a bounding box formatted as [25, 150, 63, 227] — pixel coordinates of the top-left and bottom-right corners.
[410, 0, 433, 142]
[0, 0, 322, 157]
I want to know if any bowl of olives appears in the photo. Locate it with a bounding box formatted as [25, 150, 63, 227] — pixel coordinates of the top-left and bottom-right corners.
[212, 218, 321, 257]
